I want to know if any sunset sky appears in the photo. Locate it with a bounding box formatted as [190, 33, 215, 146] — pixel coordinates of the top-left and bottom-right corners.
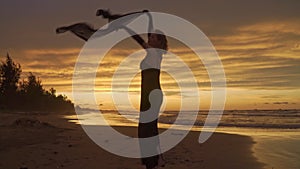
[0, 0, 299, 110]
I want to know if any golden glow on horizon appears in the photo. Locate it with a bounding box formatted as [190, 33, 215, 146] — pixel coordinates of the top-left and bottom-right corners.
[2, 21, 299, 110]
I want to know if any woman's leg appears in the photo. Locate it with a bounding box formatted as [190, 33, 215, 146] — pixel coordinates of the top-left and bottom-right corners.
[139, 91, 161, 169]
[139, 69, 162, 168]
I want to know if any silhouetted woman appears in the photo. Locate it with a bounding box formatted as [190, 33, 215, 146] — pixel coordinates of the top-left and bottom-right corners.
[122, 12, 168, 169]
[56, 9, 168, 168]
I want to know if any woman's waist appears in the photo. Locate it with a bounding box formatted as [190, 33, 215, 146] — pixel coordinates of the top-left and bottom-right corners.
[141, 68, 161, 88]
[141, 68, 160, 73]
[141, 69, 160, 78]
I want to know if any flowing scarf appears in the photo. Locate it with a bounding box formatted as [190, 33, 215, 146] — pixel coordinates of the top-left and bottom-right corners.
[56, 9, 148, 41]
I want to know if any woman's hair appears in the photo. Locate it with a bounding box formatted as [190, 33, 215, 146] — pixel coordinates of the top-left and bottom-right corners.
[153, 29, 168, 54]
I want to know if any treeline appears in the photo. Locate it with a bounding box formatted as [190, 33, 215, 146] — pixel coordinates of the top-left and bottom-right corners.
[0, 54, 74, 113]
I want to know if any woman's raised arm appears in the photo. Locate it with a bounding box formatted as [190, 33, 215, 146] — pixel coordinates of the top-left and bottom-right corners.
[122, 26, 149, 49]
[146, 12, 154, 38]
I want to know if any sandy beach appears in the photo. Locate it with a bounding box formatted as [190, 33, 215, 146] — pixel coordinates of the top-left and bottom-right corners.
[0, 111, 265, 169]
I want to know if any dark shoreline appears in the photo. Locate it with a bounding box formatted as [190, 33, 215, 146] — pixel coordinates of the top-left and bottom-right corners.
[0, 111, 265, 169]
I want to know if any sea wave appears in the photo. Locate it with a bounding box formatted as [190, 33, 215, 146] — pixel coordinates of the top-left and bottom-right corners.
[72, 107, 300, 129]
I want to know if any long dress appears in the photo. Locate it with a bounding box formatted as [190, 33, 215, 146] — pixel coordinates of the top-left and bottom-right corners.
[139, 48, 163, 169]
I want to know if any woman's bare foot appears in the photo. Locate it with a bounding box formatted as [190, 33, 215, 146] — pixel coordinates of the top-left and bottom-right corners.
[158, 155, 166, 167]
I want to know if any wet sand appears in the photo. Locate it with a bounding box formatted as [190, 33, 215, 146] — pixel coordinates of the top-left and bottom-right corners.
[0, 111, 264, 169]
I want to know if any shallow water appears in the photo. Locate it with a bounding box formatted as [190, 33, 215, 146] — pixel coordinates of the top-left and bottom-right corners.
[214, 127, 300, 169]
[254, 135, 300, 169]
